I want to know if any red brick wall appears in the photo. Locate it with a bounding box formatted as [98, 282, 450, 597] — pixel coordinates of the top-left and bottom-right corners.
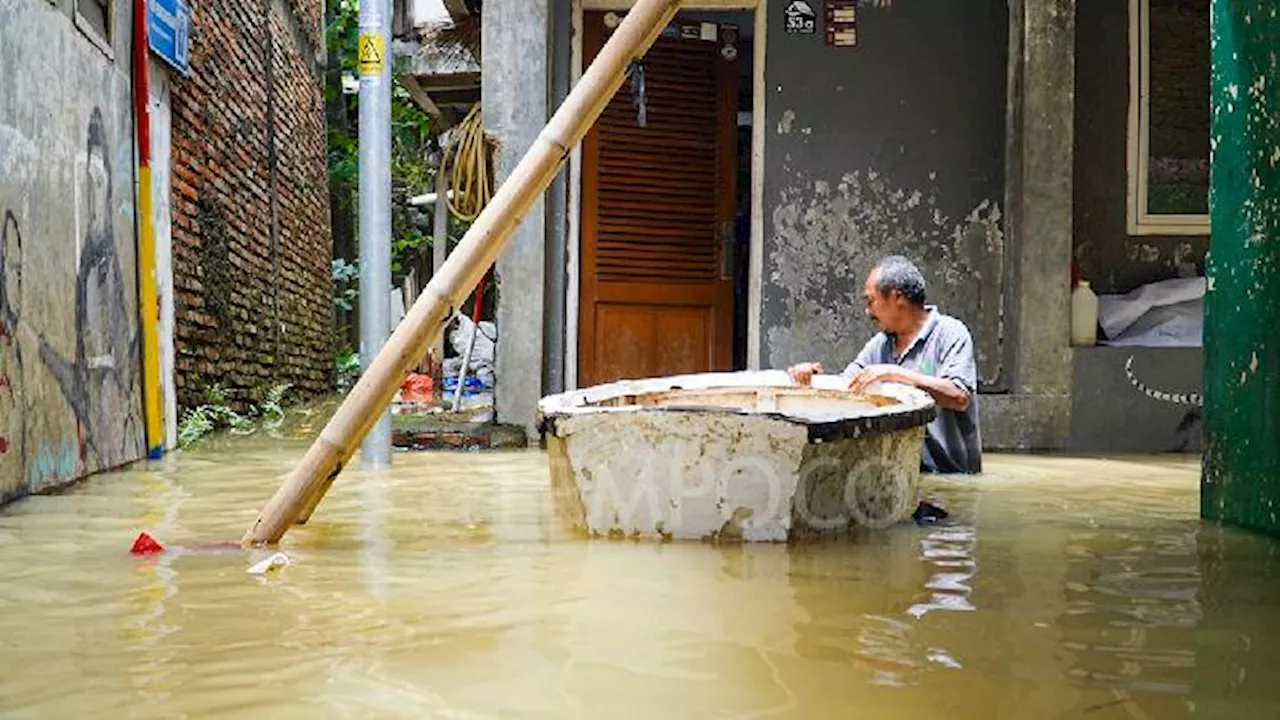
[169, 0, 333, 409]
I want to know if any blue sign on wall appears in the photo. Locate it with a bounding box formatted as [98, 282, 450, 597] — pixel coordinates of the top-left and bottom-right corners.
[147, 0, 191, 76]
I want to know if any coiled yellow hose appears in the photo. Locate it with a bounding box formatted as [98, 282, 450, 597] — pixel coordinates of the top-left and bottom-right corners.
[442, 103, 493, 222]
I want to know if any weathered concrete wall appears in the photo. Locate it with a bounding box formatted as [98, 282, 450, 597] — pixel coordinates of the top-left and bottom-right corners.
[761, 1, 1009, 392]
[1073, 0, 1209, 294]
[169, 0, 333, 411]
[484, 0, 548, 436]
[0, 0, 146, 502]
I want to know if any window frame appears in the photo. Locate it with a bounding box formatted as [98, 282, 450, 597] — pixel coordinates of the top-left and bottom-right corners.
[1126, 0, 1210, 236]
[74, 0, 116, 60]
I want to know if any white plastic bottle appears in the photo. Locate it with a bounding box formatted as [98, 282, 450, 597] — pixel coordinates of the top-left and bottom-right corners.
[1071, 279, 1098, 346]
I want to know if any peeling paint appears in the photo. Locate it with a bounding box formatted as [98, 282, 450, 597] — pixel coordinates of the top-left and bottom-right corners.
[763, 0, 1012, 394]
[1128, 243, 1163, 264]
[777, 109, 796, 135]
[765, 168, 1004, 383]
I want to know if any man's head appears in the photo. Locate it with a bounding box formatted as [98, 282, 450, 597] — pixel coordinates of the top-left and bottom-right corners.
[863, 255, 927, 333]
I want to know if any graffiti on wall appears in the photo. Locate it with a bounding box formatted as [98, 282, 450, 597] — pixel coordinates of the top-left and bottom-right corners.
[1, 210, 25, 485]
[0, 108, 145, 501]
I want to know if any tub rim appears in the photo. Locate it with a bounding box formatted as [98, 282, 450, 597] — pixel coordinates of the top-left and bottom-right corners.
[537, 370, 937, 444]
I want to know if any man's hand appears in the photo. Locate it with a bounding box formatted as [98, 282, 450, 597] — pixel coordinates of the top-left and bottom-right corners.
[787, 362, 824, 386]
[848, 364, 971, 411]
[846, 364, 908, 394]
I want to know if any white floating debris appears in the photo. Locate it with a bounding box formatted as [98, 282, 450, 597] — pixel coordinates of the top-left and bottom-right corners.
[248, 552, 291, 575]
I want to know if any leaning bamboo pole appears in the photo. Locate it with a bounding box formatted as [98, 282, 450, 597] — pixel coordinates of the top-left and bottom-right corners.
[242, 0, 684, 545]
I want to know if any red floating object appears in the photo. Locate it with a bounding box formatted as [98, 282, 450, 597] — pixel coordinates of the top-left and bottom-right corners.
[400, 373, 434, 403]
[130, 532, 165, 555]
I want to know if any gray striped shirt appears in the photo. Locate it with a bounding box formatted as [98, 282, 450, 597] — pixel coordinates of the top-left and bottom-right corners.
[842, 306, 983, 474]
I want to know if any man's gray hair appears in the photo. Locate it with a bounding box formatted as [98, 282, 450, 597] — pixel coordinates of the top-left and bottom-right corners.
[872, 255, 927, 306]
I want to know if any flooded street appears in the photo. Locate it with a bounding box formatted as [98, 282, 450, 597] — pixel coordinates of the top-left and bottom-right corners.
[1, 441, 1278, 718]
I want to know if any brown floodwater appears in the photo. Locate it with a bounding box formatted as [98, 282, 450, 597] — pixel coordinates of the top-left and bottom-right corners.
[0, 438, 1278, 718]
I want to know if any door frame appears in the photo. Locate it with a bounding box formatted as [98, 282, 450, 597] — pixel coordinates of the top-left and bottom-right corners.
[566, 0, 766, 390]
[148, 57, 179, 451]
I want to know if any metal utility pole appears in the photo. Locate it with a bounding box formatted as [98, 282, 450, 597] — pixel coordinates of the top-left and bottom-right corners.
[357, 0, 392, 465]
[432, 152, 449, 391]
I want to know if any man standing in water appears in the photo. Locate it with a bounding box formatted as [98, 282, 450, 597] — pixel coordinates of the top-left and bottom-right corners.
[788, 255, 982, 475]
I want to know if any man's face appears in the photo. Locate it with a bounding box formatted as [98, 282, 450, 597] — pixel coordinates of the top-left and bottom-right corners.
[863, 270, 902, 332]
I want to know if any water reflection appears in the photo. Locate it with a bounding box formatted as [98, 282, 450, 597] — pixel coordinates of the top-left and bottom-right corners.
[909, 524, 978, 619]
[1059, 520, 1201, 701]
[357, 466, 392, 604]
[0, 445, 1277, 718]
[1190, 523, 1280, 718]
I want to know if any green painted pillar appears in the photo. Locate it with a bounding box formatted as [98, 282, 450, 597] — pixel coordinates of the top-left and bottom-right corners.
[1203, 0, 1280, 535]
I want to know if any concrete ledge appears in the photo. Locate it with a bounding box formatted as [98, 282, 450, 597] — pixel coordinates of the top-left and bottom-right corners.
[391, 417, 529, 451]
[979, 393, 1072, 450]
[1069, 346, 1202, 453]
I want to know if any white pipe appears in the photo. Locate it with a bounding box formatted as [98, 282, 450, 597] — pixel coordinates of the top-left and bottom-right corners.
[408, 189, 463, 206]
[453, 318, 480, 412]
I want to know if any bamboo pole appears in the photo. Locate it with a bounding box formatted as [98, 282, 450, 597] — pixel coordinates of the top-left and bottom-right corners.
[243, 0, 683, 545]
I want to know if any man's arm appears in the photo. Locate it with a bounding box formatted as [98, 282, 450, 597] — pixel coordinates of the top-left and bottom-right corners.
[894, 367, 971, 411]
[848, 325, 976, 412]
[907, 326, 976, 411]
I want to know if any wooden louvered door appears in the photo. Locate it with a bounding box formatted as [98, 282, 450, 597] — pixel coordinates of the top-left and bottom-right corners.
[578, 12, 738, 387]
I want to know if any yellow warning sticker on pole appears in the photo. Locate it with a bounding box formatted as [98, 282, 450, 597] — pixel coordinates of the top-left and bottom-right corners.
[358, 32, 385, 75]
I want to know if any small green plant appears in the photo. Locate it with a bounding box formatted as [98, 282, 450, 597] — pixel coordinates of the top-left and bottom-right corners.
[176, 382, 296, 450]
[177, 407, 215, 449]
[259, 383, 293, 430]
[335, 348, 361, 393]
[332, 258, 359, 311]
